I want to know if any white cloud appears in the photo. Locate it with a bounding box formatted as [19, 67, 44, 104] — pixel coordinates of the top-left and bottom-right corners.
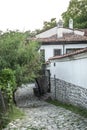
[0, 0, 70, 31]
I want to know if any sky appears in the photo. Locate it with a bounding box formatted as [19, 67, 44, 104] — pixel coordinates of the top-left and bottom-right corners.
[0, 0, 70, 32]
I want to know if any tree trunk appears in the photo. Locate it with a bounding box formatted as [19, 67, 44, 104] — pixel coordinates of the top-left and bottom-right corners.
[0, 90, 6, 112]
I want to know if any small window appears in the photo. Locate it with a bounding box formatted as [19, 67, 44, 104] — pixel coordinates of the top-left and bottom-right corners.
[66, 48, 83, 54]
[54, 49, 61, 56]
[54, 62, 56, 66]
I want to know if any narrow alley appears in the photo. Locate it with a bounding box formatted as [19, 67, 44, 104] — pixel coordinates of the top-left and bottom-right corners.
[3, 84, 87, 130]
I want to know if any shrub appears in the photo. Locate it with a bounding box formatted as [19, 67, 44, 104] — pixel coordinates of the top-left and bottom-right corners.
[0, 31, 41, 86]
[0, 68, 16, 107]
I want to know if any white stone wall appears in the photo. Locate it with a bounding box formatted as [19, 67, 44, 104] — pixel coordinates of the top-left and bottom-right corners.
[38, 26, 86, 61]
[40, 45, 63, 61]
[36, 27, 57, 38]
[36, 27, 84, 39]
[49, 52, 87, 109]
[74, 30, 84, 36]
[50, 78, 87, 109]
[49, 52, 87, 89]
[64, 44, 87, 54]
[40, 44, 87, 61]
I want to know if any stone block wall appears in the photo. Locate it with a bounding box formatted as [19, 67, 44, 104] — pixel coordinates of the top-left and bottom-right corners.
[51, 78, 87, 109]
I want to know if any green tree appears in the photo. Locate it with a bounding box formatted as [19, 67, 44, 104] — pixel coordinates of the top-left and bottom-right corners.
[0, 31, 24, 70]
[16, 41, 41, 84]
[0, 31, 41, 86]
[43, 18, 57, 30]
[35, 18, 57, 34]
[62, 0, 87, 29]
[0, 68, 16, 106]
[0, 31, 41, 129]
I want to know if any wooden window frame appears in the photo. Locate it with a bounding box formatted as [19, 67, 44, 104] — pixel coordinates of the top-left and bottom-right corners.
[54, 49, 61, 56]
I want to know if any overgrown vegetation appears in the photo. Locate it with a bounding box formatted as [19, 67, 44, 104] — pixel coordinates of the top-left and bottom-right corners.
[47, 100, 87, 118]
[0, 105, 24, 129]
[34, 18, 57, 34]
[0, 30, 41, 129]
[34, 0, 87, 33]
[62, 0, 87, 28]
[0, 68, 16, 108]
[0, 31, 41, 86]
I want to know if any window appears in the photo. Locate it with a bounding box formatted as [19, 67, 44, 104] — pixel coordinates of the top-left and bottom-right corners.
[66, 48, 83, 54]
[40, 49, 45, 62]
[54, 62, 56, 66]
[54, 49, 61, 56]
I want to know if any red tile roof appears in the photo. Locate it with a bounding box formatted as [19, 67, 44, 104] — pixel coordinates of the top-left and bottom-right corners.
[49, 47, 87, 60]
[41, 35, 87, 42]
[29, 34, 87, 43]
[80, 29, 87, 36]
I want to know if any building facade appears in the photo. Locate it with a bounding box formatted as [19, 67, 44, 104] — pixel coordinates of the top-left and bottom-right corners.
[36, 21, 87, 62]
[34, 21, 87, 108]
[47, 48, 87, 109]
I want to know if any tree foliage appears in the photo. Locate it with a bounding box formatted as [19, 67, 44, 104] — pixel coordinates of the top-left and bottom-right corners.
[0, 68, 16, 106]
[0, 31, 41, 86]
[62, 0, 87, 29]
[35, 18, 57, 34]
[43, 18, 57, 30]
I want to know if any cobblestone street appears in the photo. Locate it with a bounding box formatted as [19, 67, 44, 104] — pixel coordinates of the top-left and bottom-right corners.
[3, 84, 87, 130]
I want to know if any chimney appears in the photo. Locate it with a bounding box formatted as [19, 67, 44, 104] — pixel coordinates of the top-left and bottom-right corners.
[57, 19, 63, 38]
[69, 18, 73, 29]
[57, 19, 63, 28]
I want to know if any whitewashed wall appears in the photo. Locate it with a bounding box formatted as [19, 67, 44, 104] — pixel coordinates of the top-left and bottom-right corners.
[64, 44, 87, 54]
[74, 30, 84, 36]
[49, 52, 87, 89]
[36, 27, 84, 38]
[40, 45, 63, 61]
[40, 44, 87, 61]
[36, 27, 57, 38]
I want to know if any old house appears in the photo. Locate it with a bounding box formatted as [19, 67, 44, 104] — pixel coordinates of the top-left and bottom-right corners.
[36, 20, 87, 62]
[33, 20, 87, 108]
[48, 48, 87, 109]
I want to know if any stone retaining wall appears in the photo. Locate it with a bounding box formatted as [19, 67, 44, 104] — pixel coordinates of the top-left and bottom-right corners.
[51, 78, 87, 109]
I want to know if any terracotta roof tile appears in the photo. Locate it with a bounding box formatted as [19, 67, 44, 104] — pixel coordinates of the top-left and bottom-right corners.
[80, 29, 87, 36]
[28, 29, 87, 43]
[39, 35, 87, 42]
[29, 34, 87, 43]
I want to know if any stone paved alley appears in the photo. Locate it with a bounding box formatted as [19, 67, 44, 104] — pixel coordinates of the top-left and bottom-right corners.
[3, 84, 87, 130]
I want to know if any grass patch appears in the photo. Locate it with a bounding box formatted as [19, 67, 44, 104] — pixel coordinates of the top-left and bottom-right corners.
[8, 105, 25, 120]
[0, 105, 25, 129]
[47, 100, 87, 118]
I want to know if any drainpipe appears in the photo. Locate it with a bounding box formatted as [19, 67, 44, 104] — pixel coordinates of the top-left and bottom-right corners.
[54, 75, 56, 99]
[63, 44, 65, 55]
